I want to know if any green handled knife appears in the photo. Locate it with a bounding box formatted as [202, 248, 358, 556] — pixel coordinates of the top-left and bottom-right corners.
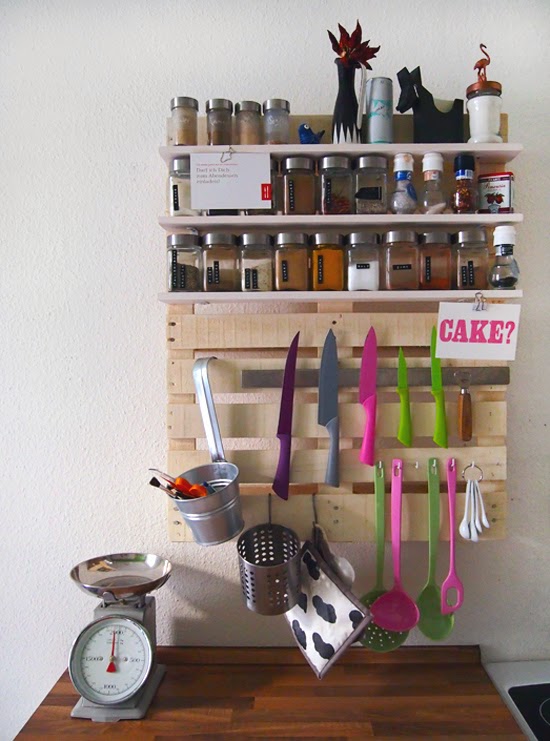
[397, 348, 413, 447]
[430, 326, 448, 448]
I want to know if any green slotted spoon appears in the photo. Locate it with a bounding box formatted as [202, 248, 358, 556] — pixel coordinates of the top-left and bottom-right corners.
[417, 458, 455, 640]
[360, 462, 409, 652]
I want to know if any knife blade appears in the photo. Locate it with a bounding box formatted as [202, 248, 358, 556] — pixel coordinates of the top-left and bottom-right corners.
[359, 327, 377, 466]
[397, 347, 413, 447]
[318, 329, 339, 487]
[272, 332, 300, 500]
[430, 326, 448, 448]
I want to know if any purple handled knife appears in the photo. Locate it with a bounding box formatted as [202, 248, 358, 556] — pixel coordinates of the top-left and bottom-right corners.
[273, 332, 300, 500]
[359, 327, 377, 466]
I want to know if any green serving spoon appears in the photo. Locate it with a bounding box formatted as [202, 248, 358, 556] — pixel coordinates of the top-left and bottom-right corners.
[360, 462, 409, 652]
[417, 458, 455, 640]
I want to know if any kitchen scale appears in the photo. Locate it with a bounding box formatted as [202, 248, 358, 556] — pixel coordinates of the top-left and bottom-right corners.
[68, 552, 172, 722]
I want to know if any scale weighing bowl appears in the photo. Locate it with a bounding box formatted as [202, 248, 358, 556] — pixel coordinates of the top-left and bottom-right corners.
[70, 553, 172, 601]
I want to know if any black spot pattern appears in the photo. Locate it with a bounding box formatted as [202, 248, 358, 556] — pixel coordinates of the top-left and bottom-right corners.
[303, 551, 320, 580]
[349, 609, 364, 629]
[292, 620, 307, 650]
[297, 592, 308, 612]
[312, 595, 336, 623]
[313, 632, 335, 660]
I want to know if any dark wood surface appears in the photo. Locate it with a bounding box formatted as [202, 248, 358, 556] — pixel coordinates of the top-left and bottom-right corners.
[17, 646, 523, 739]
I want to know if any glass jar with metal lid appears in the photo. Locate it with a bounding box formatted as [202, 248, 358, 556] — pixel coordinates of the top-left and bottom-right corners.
[311, 233, 344, 291]
[167, 97, 198, 146]
[354, 156, 388, 214]
[282, 157, 316, 215]
[167, 157, 198, 216]
[206, 99, 233, 145]
[167, 234, 202, 292]
[384, 230, 419, 290]
[419, 232, 452, 290]
[346, 232, 380, 291]
[202, 233, 239, 291]
[244, 159, 279, 215]
[274, 232, 309, 291]
[263, 99, 290, 144]
[239, 233, 274, 291]
[455, 228, 489, 290]
[319, 156, 353, 215]
[235, 101, 262, 144]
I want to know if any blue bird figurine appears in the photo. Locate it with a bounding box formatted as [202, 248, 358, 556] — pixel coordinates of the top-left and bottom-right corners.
[298, 123, 325, 144]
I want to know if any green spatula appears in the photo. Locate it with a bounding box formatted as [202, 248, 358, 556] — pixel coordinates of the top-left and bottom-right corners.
[417, 458, 455, 640]
[360, 462, 409, 652]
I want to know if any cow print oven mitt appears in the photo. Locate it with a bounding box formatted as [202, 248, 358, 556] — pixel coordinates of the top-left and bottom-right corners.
[284, 541, 372, 679]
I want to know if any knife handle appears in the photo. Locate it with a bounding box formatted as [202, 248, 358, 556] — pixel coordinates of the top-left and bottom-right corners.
[359, 395, 377, 466]
[397, 387, 413, 447]
[458, 388, 472, 442]
[432, 389, 448, 449]
[272, 433, 291, 500]
[325, 416, 340, 487]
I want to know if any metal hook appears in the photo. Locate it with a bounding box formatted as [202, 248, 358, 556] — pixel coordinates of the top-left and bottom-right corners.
[473, 292, 487, 312]
[462, 461, 484, 482]
[220, 146, 235, 164]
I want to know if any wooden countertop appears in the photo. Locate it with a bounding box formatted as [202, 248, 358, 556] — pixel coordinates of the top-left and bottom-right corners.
[18, 646, 523, 739]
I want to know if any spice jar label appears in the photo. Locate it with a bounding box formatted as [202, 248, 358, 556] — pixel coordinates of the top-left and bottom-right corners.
[425, 256, 432, 283]
[317, 255, 324, 284]
[281, 260, 289, 283]
[190, 153, 271, 209]
[392, 263, 413, 271]
[356, 263, 372, 269]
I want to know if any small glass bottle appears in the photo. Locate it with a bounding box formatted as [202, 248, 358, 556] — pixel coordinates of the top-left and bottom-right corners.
[167, 234, 202, 291]
[283, 157, 316, 215]
[419, 232, 452, 290]
[384, 230, 419, 290]
[346, 232, 380, 291]
[245, 159, 279, 215]
[239, 233, 274, 292]
[489, 225, 520, 289]
[455, 228, 489, 289]
[167, 157, 198, 216]
[262, 99, 290, 144]
[354, 155, 388, 214]
[235, 100, 262, 144]
[452, 154, 477, 214]
[167, 97, 198, 145]
[311, 233, 344, 291]
[274, 232, 310, 291]
[319, 156, 353, 214]
[206, 99, 233, 145]
[390, 153, 417, 214]
[202, 233, 239, 291]
[420, 152, 446, 214]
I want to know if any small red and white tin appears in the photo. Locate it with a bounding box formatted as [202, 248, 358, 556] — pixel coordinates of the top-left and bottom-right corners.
[478, 171, 514, 213]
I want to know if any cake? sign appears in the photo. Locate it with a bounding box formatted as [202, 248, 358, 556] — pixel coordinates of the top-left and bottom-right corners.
[436, 302, 521, 360]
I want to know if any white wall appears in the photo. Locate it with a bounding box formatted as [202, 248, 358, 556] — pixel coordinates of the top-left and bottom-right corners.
[1, 0, 549, 737]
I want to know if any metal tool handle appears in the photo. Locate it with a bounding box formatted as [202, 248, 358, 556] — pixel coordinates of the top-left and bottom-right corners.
[193, 357, 226, 464]
[458, 388, 473, 442]
[324, 416, 340, 487]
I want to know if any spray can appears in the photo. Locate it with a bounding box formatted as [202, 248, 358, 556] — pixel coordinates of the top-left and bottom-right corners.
[364, 77, 393, 144]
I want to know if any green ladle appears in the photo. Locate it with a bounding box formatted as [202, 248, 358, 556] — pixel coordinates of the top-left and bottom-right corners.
[417, 458, 455, 640]
[360, 462, 409, 652]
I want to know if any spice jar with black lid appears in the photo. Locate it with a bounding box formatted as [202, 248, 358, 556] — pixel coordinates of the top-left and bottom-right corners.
[274, 232, 310, 291]
[283, 157, 316, 215]
[167, 234, 202, 292]
[202, 232, 239, 291]
[319, 156, 353, 214]
[239, 233, 274, 292]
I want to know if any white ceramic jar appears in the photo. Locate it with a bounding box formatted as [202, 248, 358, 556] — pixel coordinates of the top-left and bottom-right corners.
[466, 82, 503, 144]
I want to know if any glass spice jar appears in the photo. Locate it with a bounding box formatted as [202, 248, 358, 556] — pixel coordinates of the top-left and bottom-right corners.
[235, 100, 262, 144]
[420, 152, 446, 214]
[455, 228, 489, 290]
[346, 232, 380, 291]
[167, 234, 202, 292]
[419, 232, 452, 290]
[384, 230, 419, 290]
[452, 154, 477, 214]
[389, 153, 417, 214]
[319, 156, 353, 214]
[244, 159, 279, 215]
[206, 99, 233, 145]
[283, 157, 316, 215]
[311, 233, 344, 291]
[239, 233, 274, 291]
[167, 157, 198, 216]
[274, 232, 310, 291]
[167, 97, 198, 146]
[354, 155, 388, 214]
[488, 225, 520, 289]
[202, 232, 239, 291]
[262, 99, 290, 144]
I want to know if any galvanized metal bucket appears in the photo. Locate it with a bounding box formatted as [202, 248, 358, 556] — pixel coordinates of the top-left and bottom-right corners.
[174, 358, 244, 546]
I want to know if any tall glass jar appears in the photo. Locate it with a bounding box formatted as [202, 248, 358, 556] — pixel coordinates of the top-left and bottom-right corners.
[167, 157, 198, 216]
[311, 233, 344, 291]
[419, 232, 452, 290]
[206, 99, 233, 145]
[235, 100, 262, 144]
[262, 99, 290, 144]
[274, 232, 309, 291]
[244, 159, 279, 215]
[239, 233, 274, 291]
[354, 155, 388, 214]
[467, 80, 503, 144]
[346, 232, 380, 291]
[167, 234, 202, 292]
[455, 228, 489, 290]
[319, 156, 353, 214]
[283, 157, 316, 215]
[167, 97, 198, 145]
[202, 233, 239, 291]
[384, 230, 419, 290]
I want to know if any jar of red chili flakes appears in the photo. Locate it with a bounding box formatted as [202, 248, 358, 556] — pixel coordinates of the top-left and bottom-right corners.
[478, 171, 514, 213]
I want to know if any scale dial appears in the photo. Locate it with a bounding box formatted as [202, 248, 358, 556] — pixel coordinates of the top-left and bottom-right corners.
[69, 615, 154, 705]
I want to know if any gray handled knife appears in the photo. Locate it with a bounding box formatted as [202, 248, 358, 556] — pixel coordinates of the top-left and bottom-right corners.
[318, 329, 339, 487]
